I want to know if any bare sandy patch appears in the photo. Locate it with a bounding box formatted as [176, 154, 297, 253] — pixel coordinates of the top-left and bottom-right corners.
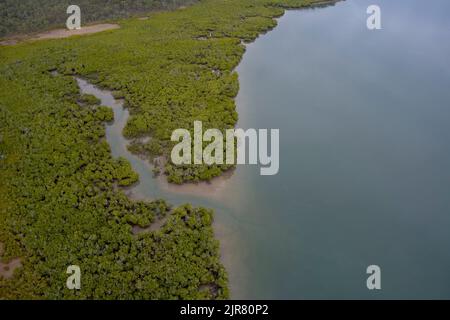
[0, 39, 19, 46]
[34, 24, 120, 40]
[1, 23, 120, 46]
[0, 242, 22, 279]
[0, 258, 22, 279]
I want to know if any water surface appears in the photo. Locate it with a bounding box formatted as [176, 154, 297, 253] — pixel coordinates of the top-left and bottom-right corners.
[80, 0, 450, 299]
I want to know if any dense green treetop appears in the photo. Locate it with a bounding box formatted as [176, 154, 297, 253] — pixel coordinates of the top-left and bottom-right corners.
[0, 0, 333, 299]
[0, 0, 198, 37]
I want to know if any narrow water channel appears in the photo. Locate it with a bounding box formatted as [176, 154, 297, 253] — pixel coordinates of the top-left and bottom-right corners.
[77, 0, 450, 299]
[75, 77, 246, 297]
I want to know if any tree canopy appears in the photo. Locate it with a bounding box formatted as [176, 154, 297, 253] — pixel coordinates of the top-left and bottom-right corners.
[0, 0, 333, 299]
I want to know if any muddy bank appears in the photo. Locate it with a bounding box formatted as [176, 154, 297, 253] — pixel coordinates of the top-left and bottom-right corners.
[155, 169, 235, 200]
[75, 76, 235, 202]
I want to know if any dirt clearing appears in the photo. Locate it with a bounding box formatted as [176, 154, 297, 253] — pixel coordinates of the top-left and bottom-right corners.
[1, 23, 120, 46]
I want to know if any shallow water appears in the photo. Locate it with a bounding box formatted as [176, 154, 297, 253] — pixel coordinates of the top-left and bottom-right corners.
[78, 0, 450, 299]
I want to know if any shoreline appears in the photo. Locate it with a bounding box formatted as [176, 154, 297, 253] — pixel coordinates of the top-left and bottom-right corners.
[150, 0, 343, 196]
[0, 0, 341, 47]
[0, 0, 345, 297]
[74, 0, 344, 298]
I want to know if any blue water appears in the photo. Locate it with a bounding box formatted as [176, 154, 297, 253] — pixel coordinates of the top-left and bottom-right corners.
[81, 0, 450, 299]
[227, 0, 450, 299]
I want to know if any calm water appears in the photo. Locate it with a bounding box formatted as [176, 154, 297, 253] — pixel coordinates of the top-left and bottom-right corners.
[80, 0, 450, 299]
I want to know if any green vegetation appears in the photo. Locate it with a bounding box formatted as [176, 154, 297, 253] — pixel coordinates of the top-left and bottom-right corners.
[95, 106, 114, 122]
[79, 93, 101, 106]
[0, 0, 333, 299]
[0, 0, 197, 38]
